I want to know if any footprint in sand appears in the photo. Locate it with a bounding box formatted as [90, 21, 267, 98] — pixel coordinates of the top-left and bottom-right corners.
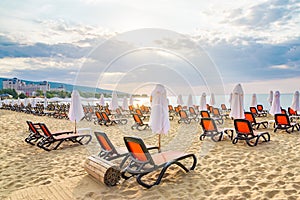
[264, 190, 280, 198]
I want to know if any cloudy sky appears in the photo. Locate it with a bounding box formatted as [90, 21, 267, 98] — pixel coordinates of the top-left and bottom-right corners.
[0, 0, 299, 95]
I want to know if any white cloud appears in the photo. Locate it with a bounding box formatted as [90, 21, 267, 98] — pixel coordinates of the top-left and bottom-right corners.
[269, 64, 295, 69]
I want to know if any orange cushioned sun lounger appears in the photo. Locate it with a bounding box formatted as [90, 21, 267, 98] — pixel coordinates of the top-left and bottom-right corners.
[121, 136, 197, 189]
[37, 123, 92, 151]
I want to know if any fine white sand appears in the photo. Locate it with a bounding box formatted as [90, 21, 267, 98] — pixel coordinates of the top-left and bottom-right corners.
[1, 109, 300, 200]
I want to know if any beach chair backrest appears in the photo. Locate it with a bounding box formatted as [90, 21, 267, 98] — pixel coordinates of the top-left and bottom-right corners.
[250, 107, 258, 114]
[212, 108, 220, 117]
[257, 105, 263, 112]
[116, 108, 121, 115]
[244, 112, 255, 123]
[201, 118, 217, 132]
[179, 110, 188, 119]
[94, 131, 114, 152]
[39, 123, 53, 138]
[189, 107, 195, 114]
[101, 112, 110, 122]
[168, 105, 173, 112]
[200, 110, 210, 118]
[129, 105, 134, 112]
[105, 107, 111, 115]
[136, 109, 143, 116]
[177, 105, 182, 110]
[221, 104, 227, 111]
[234, 119, 253, 135]
[27, 121, 41, 134]
[275, 114, 289, 125]
[281, 109, 287, 115]
[95, 111, 103, 120]
[288, 107, 297, 115]
[124, 136, 154, 165]
[133, 114, 143, 125]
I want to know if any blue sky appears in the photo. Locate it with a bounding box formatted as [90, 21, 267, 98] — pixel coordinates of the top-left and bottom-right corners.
[0, 0, 299, 95]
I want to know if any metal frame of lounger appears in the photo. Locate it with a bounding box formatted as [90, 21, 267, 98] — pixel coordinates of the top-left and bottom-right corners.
[37, 123, 92, 151]
[121, 136, 197, 189]
[233, 119, 270, 147]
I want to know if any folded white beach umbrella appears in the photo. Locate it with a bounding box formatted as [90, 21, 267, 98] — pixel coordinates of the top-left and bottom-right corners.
[229, 83, 244, 119]
[291, 91, 300, 112]
[100, 94, 105, 106]
[209, 93, 215, 106]
[149, 84, 170, 151]
[110, 91, 119, 110]
[269, 91, 281, 116]
[177, 94, 184, 105]
[187, 94, 193, 107]
[199, 92, 207, 110]
[122, 96, 129, 110]
[44, 96, 48, 108]
[68, 90, 84, 133]
[229, 93, 233, 108]
[267, 90, 273, 106]
[251, 93, 257, 107]
[17, 98, 21, 106]
[129, 95, 134, 106]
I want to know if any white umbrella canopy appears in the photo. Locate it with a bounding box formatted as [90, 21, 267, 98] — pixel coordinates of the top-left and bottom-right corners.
[267, 90, 273, 106]
[68, 90, 85, 133]
[187, 94, 193, 107]
[199, 92, 207, 110]
[31, 98, 37, 107]
[229, 83, 244, 119]
[129, 95, 134, 106]
[122, 96, 129, 110]
[100, 94, 105, 106]
[291, 91, 300, 112]
[209, 93, 215, 106]
[269, 91, 281, 116]
[149, 84, 170, 151]
[177, 94, 184, 105]
[17, 98, 21, 106]
[250, 93, 257, 107]
[110, 91, 119, 110]
[44, 96, 48, 108]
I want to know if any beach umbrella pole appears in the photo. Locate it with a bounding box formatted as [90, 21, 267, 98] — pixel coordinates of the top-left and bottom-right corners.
[75, 120, 77, 133]
[158, 134, 161, 152]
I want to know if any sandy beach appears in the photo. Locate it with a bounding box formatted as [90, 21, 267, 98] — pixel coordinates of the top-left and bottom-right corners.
[1, 109, 300, 200]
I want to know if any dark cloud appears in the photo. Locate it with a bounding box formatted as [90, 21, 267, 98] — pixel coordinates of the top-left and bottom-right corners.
[0, 36, 92, 58]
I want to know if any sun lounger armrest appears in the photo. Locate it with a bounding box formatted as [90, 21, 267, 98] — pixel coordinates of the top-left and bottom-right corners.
[146, 146, 160, 152]
[54, 131, 74, 135]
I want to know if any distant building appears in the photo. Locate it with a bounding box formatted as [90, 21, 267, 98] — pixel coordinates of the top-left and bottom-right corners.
[2, 78, 50, 96]
[50, 84, 66, 92]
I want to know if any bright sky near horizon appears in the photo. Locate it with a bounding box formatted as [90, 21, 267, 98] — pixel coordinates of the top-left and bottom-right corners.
[0, 0, 299, 95]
